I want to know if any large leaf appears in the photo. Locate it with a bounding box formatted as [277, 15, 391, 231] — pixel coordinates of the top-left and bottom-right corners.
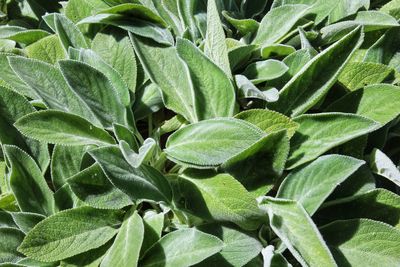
[222, 130, 289, 196]
[100, 210, 144, 267]
[327, 84, 400, 126]
[259, 197, 337, 267]
[204, 0, 231, 77]
[15, 110, 116, 146]
[0, 227, 25, 263]
[68, 163, 132, 210]
[0, 86, 49, 171]
[89, 146, 172, 204]
[234, 109, 298, 138]
[177, 170, 263, 230]
[316, 189, 400, 229]
[3, 145, 55, 216]
[176, 38, 236, 120]
[320, 219, 400, 266]
[8, 56, 100, 126]
[25, 35, 66, 64]
[130, 34, 197, 122]
[287, 113, 380, 169]
[58, 60, 127, 129]
[253, 5, 310, 46]
[165, 118, 265, 168]
[18, 207, 123, 262]
[140, 228, 223, 267]
[277, 154, 364, 215]
[269, 26, 364, 117]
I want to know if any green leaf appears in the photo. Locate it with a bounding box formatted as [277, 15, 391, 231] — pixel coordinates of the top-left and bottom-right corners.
[0, 86, 49, 171]
[196, 224, 263, 267]
[119, 138, 156, 168]
[130, 34, 197, 123]
[176, 38, 236, 120]
[253, 5, 310, 46]
[370, 148, 400, 187]
[141, 211, 164, 255]
[320, 219, 400, 267]
[14, 110, 116, 146]
[68, 163, 132, 210]
[0, 227, 25, 263]
[222, 11, 259, 37]
[10, 212, 45, 234]
[316, 189, 400, 229]
[242, 59, 288, 85]
[235, 75, 279, 102]
[176, 170, 262, 230]
[78, 49, 131, 106]
[269, 26, 364, 117]
[259, 197, 337, 267]
[92, 28, 137, 92]
[51, 145, 87, 190]
[234, 109, 298, 138]
[46, 13, 89, 51]
[165, 118, 265, 168]
[25, 35, 67, 64]
[327, 84, 400, 126]
[140, 228, 223, 267]
[277, 154, 364, 215]
[0, 53, 37, 99]
[261, 44, 296, 59]
[58, 60, 127, 129]
[18, 207, 123, 262]
[8, 56, 100, 126]
[204, 0, 231, 78]
[287, 113, 380, 169]
[0, 26, 50, 45]
[89, 146, 172, 204]
[3, 145, 55, 216]
[261, 245, 292, 267]
[100, 210, 144, 267]
[338, 62, 393, 91]
[222, 130, 289, 196]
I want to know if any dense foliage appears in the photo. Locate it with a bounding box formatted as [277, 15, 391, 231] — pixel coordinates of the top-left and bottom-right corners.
[1, 0, 400, 266]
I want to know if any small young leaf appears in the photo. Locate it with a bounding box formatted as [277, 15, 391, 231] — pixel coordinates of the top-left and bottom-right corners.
[242, 60, 288, 85]
[370, 148, 400, 187]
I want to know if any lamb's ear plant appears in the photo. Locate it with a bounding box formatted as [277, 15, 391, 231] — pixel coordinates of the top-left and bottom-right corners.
[1, 0, 400, 266]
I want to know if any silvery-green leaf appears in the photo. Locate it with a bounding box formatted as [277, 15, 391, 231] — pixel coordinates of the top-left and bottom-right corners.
[243, 60, 288, 85]
[262, 245, 292, 267]
[68, 164, 132, 210]
[140, 228, 223, 267]
[119, 138, 156, 168]
[10, 212, 45, 234]
[259, 197, 337, 267]
[204, 0, 231, 78]
[277, 154, 364, 215]
[133, 83, 163, 120]
[0, 227, 25, 263]
[165, 118, 265, 168]
[316, 189, 400, 229]
[235, 109, 298, 138]
[89, 146, 172, 204]
[3, 145, 55, 216]
[261, 44, 296, 59]
[176, 38, 236, 120]
[222, 11, 259, 37]
[253, 5, 310, 46]
[370, 148, 400, 187]
[235, 75, 279, 102]
[222, 130, 289, 196]
[0, 86, 49, 171]
[18, 207, 123, 262]
[326, 84, 400, 126]
[141, 211, 164, 255]
[100, 209, 144, 267]
[177, 170, 263, 230]
[320, 219, 400, 267]
[269, 27, 364, 117]
[59, 60, 127, 129]
[25, 35, 67, 64]
[130, 34, 197, 122]
[0, 26, 50, 45]
[287, 113, 380, 169]
[15, 110, 116, 146]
